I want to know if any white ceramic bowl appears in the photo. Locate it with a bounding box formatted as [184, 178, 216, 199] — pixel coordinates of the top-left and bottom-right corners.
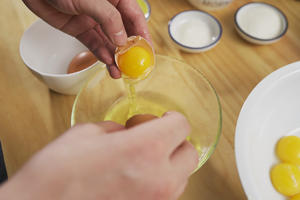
[234, 2, 288, 45]
[20, 19, 105, 95]
[168, 10, 222, 53]
[235, 61, 300, 200]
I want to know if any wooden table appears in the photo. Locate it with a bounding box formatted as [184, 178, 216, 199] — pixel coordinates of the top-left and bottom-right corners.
[1, 0, 300, 199]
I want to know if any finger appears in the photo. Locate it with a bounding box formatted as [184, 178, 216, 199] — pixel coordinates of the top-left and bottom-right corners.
[107, 64, 122, 79]
[93, 24, 121, 79]
[67, 22, 122, 79]
[72, 121, 124, 135]
[76, 28, 112, 63]
[76, 24, 121, 79]
[23, 0, 79, 30]
[75, 26, 122, 79]
[117, 0, 152, 44]
[95, 121, 125, 133]
[46, 0, 127, 46]
[74, 0, 128, 46]
[170, 141, 199, 177]
[127, 111, 191, 154]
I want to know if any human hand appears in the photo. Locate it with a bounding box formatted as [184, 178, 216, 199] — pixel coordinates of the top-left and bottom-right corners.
[0, 112, 198, 200]
[22, 0, 151, 78]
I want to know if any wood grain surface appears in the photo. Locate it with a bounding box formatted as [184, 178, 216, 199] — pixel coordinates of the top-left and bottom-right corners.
[0, 0, 299, 199]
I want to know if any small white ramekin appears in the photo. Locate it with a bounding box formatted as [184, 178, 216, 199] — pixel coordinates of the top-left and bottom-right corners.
[234, 2, 288, 45]
[168, 10, 222, 53]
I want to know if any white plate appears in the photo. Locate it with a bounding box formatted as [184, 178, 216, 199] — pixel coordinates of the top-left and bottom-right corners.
[235, 61, 300, 200]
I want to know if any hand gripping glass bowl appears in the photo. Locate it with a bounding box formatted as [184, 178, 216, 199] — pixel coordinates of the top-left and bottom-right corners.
[71, 55, 222, 170]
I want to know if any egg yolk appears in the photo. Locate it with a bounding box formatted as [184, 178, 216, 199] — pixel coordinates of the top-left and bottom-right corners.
[291, 193, 300, 200]
[277, 136, 300, 165]
[117, 46, 153, 79]
[271, 163, 300, 196]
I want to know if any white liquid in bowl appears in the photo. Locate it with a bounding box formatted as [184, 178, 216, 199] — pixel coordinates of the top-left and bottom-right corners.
[173, 19, 212, 47]
[237, 4, 284, 39]
[169, 11, 221, 49]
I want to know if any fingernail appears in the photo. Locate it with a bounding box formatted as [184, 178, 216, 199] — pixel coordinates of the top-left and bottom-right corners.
[112, 30, 127, 46]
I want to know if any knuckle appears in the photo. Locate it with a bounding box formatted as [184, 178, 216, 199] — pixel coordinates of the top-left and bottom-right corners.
[125, 139, 165, 163]
[182, 120, 191, 136]
[73, 123, 104, 134]
[144, 139, 165, 158]
[172, 112, 191, 135]
[122, 138, 145, 158]
[77, 122, 97, 130]
[71, 0, 86, 14]
[72, 122, 86, 130]
[104, 8, 121, 25]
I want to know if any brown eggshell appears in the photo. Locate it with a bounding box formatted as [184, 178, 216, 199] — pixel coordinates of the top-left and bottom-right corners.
[67, 51, 98, 74]
[125, 114, 158, 128]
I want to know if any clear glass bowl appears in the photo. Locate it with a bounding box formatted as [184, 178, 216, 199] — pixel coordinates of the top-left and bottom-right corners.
[71, 55, 222, 170]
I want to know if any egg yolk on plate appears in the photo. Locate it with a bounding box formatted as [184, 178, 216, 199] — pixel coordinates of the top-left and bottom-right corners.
[117, 46, 153, 79]
[277, 136, 300, 165]
[271, 163, 300, 196]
